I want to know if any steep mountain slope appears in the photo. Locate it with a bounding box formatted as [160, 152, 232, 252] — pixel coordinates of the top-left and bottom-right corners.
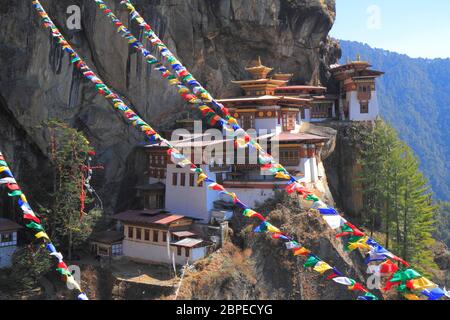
[0, 0, 338, 214]
[178, 195, 376, 300]
[338, 40, 450, 201]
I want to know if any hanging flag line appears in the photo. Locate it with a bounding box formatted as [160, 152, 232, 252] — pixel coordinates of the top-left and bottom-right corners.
[117, 0, 449, 300]
[0, 150, 88, 300]
[32, 0, 376, 301]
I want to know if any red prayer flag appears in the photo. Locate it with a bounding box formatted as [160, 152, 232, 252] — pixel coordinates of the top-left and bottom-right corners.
[23, 213, 41, 224]
[380, 260, 399, 274]
[6, 183, 20, 191]
[326, 273, 339, 280]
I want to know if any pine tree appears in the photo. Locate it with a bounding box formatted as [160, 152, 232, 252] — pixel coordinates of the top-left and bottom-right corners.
[358, 120, 437, 272]
[43, 120, 101, 260]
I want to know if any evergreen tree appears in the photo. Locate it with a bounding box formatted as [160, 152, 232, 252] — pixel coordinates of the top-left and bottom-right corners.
[42, 120, 101, 260]
[434, 201, 450, 247]
[358, 120, 437, 272]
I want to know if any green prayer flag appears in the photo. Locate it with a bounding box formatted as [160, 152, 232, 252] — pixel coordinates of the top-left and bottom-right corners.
[348, 236, 364, 243]
[390, 269, 422, 283]
[364, 292, 378, 300]
[303, 255, 321, 268]
[8, 190, 22, 197]
[397, 284, 408, 293]
[341, 224, 353, 233]
[305, 194, 319, 202]
[26, 222, 44, 232]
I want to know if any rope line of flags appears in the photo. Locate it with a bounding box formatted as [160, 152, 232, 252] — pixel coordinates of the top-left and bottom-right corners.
[28, 0, 380, 300]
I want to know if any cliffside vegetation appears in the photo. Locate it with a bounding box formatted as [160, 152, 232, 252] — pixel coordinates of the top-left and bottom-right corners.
[357, 120, 438, 274]
[0, 121, 101, 295]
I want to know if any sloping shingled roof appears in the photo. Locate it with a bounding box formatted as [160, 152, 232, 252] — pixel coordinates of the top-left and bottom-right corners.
[271, 132, 328, 142]
[171, 238, 204, 248]
[90, 231, 124, 244]
[0, 218, 22, 232]
[113, 210, 186, 226]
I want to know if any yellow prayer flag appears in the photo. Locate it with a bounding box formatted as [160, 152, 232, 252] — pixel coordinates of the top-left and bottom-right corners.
[275, 172, 290, 180]
[313, 261, 333, 274]
[348, 236, 371, 252]
[267, 224, 281, 234]
[20, 194, 28, 203]
[404, 293, 421, 300]
[411, 277, 438, 291]
[35, 231, 50, 241]
[197, 173, 208, 185]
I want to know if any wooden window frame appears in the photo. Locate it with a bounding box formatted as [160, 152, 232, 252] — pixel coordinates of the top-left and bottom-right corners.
[189, 173, 195, 187]
[136, 228, 142, 240]
[172, 173, 178, 186]
[128, 226, 134, 239]
[360, 101, 369, 114]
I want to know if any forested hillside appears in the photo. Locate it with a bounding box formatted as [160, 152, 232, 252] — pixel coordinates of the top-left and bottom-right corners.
[339, 40, 450, 201]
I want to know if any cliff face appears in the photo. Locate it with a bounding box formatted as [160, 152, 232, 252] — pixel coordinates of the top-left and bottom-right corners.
[0, 0, 338, 213]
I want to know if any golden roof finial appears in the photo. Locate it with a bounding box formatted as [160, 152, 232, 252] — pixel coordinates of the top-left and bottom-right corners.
[257, 56, 262, 67]
[245, 57, 273, 80]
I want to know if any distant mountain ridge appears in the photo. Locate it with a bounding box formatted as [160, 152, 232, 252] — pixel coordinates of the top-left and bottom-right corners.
[338, 40, 450, 201]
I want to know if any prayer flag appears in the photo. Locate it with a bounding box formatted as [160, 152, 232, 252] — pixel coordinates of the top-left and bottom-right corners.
[332, 277, 355, 286]
[303, 255, 320, 268]
[293, 247, 310, 256]
[313, 261, 333, 274]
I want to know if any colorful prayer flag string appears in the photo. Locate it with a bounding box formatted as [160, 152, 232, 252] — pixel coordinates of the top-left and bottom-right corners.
[119, 0, 447, 300]
[0, 150, 87, 300]
[33, 0, 374, 300]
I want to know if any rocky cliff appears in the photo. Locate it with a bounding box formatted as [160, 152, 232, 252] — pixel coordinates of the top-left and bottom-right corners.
[0, 0, 339, 214]
[178, 195, 379, 300]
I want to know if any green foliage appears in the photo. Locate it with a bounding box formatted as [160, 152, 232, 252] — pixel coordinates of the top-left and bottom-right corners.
[357, 120, 438, 273]
[340, 40, 450, 202]
[434, 201, 450, 247]
[0, 246, 52, 291]
[41, 120, 101, 258]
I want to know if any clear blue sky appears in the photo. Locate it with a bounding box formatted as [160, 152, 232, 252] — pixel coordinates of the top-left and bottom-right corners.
[330, 0, 450, 59]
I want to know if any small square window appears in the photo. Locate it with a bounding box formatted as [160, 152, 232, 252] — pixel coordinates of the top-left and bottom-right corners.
[177, 246, 182, 256]
[144, 229, 150, 241]
[360, 101, 369, 114]
[153, 230, 159, 242]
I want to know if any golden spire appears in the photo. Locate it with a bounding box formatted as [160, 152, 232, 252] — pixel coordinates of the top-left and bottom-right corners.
[245, 57, 273, 79]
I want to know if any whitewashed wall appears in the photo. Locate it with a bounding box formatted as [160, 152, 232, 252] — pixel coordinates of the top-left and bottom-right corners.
[0, 246, 16, 269]
[348, 91, 379, 121]
[123, 239, 205, 265]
